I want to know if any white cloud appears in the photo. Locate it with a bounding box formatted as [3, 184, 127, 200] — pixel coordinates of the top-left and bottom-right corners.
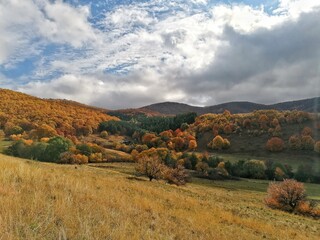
[275, 0, 320, 17]
[0, 0, 98, 66]
[2, 0, 320, 108]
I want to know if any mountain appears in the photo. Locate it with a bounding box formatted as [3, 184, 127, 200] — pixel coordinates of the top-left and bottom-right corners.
[141, 97, 320, 115]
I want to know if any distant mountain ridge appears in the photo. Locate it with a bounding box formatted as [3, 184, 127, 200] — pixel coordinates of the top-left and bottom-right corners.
[140, 97, 320, 115]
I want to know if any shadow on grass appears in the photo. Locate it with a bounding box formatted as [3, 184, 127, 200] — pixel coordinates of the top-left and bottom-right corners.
[126, 176, 147, 182]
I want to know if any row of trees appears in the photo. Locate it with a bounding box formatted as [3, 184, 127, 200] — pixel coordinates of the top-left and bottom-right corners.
[266, 136, 319, 153]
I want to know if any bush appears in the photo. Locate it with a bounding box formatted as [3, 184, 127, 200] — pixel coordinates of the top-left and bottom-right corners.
[265, 179, 319, 217]
[164, 165, 190, 186]
[188, 140, 197, 151]
[43, 137, 72, 162]
[243, 160, 266, 179]
[266, 137, 285, 152]
[207, 135, 230, 150]
[301, 127, 313, 137]
[301, 135, 315, 150]
[100, 131, 109, 138]
[76, 143, 92, 156]
[59, 152, 89, 164]
[265, 179, 306, 212]
[288, 135, 301, 150]
[195, 162, 209, 175]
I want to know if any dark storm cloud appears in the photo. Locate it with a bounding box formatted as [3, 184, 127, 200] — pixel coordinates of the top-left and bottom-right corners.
[179, 9, 320, 106]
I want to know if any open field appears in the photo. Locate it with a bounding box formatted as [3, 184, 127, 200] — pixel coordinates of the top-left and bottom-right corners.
[0, 154, 319, 239]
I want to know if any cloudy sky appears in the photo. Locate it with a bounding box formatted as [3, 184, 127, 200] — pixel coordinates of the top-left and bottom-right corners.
[0, 0, 319, 109]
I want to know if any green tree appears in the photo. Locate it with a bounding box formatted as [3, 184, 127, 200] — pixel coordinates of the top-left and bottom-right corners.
[43, 137, 72, 162]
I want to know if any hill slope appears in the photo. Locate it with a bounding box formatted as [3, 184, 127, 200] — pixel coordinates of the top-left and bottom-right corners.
[0, 88, 117, 136]
[142, 97, 320, 115]
[1, 154, 319, 239]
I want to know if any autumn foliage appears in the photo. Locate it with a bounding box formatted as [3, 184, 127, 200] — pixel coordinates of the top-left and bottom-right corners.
[136, 155, 164, 181]
[207, 135, 230, 150]
[266, 137, 285, 152]
[265, 179, 319, 217]
[265, 179, 306, 212]
[0, 89, 117, 138]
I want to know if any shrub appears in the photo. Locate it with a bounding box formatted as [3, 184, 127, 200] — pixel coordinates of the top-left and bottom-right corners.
[271, 118, 279, 127]
[43, 137, 72, 162]
[301, 135, 315, 150]
[76, 143, 92, 156]
[223, 124, 232, 134]
[243, 160, 266, 179]
[223, 138, 230, 149]
[195, 162, 209, 175]
[288, 135, 301, 150]
[216, 162, 229, 176]
[89, 153, 103, 163]
[242, 118, 251, 129]
[4, 124, 23, 136]
[188, 140, 197, 151]
[266, 137, 285, 152]
[259, 114, 269, 129]
[301, 127, 312, 137]
[207, 156, 222, 168]
[207, 135, 230, 150]
[274, 167, 286, 181]
[265, 179, 306, 212]
[296, 201, 320, 218]
[100, 131, 109, 138]
[59, 152, 89, 164]
[164, 165, 190, 186]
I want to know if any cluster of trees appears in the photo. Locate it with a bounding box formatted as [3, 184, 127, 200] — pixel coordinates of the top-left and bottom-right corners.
[265, 179, 320, 218]
[207, 135, 230, 150]
[98, 120, 146, 138]
[5, 136, 109, 164]
[6, 137, 72, 162]
[98, 120, 198, 152]
[142, 129, 197, 152]
[190, 109, 318, 153]
[100, 112, 197, 135]
[221, 158, 320, 183]
[266, 127, 319, 153]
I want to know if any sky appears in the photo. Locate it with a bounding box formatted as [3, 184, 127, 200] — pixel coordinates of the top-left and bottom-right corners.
[0, 0, 319, 109]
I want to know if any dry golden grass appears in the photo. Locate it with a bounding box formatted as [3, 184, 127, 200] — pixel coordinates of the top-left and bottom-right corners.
[0, 154, 319, 240]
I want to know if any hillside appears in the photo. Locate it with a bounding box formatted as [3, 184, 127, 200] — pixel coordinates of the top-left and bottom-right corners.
[0, 88, 117, 137]
[0, 154, 319, 239]
[142, 97, 320, 115]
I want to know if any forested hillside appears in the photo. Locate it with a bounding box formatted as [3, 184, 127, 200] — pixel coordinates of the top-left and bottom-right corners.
[0, 88, 117, 138]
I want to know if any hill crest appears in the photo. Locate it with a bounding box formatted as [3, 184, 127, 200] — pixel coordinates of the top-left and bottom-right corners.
[140, 97, 320, 115]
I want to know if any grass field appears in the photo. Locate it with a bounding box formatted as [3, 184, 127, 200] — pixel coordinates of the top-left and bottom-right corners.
[0, 140, 12, 153]
[0, 154, 319, 239]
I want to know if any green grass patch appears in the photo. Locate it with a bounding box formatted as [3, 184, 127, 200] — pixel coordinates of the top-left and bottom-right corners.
[0, 140, 13, 153]
[192, 177, 320, 200]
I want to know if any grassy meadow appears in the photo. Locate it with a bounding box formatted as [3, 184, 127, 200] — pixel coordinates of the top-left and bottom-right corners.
[0, 154, 319, 240]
